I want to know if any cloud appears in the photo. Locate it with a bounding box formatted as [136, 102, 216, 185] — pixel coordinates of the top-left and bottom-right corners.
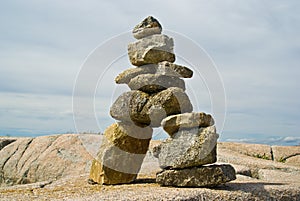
[225, 136, 300, 146]
[0, 92, 75, 136]
[0, 1, 299, 140]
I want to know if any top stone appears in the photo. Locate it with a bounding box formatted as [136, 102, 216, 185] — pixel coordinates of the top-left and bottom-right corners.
[133, 16, 162, 39]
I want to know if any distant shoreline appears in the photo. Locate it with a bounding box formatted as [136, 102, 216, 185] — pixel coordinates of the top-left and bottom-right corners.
[1, 133, 299, 147]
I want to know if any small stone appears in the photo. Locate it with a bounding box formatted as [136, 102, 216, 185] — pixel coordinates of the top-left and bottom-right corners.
[144, 87, 193, 127]
[153, 126, 218, 169]
[161, 112, 214, 136]
[89, 122, 152, 185]
[133, 16, 162, 39]
[128, 34, 175, 66]
[156, 164, 236, 187]
[110, 90, 150, 126]
[128, 74, 185, 94]
[232, 164, 252, 177]
[115, 64, 156, 84]
[157, 61, 193, 78]
[114, 62, 193, 85]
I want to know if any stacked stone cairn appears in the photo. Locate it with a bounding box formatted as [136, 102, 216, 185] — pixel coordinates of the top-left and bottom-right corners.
[154, 112, 236, 187]
[89, 16, 236, 187]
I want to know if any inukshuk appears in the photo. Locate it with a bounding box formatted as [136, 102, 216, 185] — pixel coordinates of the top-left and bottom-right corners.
[89, 16, 236, 186]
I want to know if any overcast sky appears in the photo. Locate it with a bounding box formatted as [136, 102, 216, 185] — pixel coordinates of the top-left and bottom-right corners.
[1, 0, 299, 145]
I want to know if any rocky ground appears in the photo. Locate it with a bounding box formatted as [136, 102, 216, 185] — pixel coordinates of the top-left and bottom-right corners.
[0, 134, 299, 200]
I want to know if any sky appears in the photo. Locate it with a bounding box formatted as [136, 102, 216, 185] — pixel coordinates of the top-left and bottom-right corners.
[0, 0, 300, 145]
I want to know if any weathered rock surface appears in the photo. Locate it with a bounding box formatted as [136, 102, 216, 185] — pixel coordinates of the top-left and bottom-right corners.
[286, 155, 300, 167]
[89, 123, 152, 185]
[144, 87, 193, 127]
[156, 164, 236, 187]
[1, 139, 300, 200]
[110, 90, 150, 126]
[0, 137, 16, 150]
[219, 142, 300, 168]
[218, 142, 273, 160]
[1, 174, 300, 201]
[114, 62, 193, 84]
[157, 61, 193, 78]
[115, 64, 156, 84]
[128, 34, 175, 66]
[257, 168, 300, 183]
[231, 164, 252, 177]
[161, 112, 215, 136]
[153, 126, 218, 169]
[132, 16, 162, 39]
[110, 87, 192, 127]
[271, 145, 300, 162]
[128, 74, 185, 93]
[100, 122, 152, 153]
[0, 134, 95, 187]
[89, 158, 138, 186]
[217, 143, 300, 180]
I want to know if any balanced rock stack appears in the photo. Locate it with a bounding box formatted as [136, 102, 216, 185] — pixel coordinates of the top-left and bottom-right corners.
[89, 16, 193, 185]
[154, 113, 236, 187]
[89, 16, 236, 187]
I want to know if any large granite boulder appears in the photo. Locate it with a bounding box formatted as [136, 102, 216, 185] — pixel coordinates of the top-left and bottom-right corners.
[156, 164, 236, 187]
[128, 74, 185, 94]
[153, 126, 218, 169]
[110, 87, 192, 127]
[128, 34, 175, 66]
[161, 112, 214, 136]
[115, 62, 193, 85]
[0, 134, 96, 187]
[89, 123, 152, 184]
[133, 16, 162, 39]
